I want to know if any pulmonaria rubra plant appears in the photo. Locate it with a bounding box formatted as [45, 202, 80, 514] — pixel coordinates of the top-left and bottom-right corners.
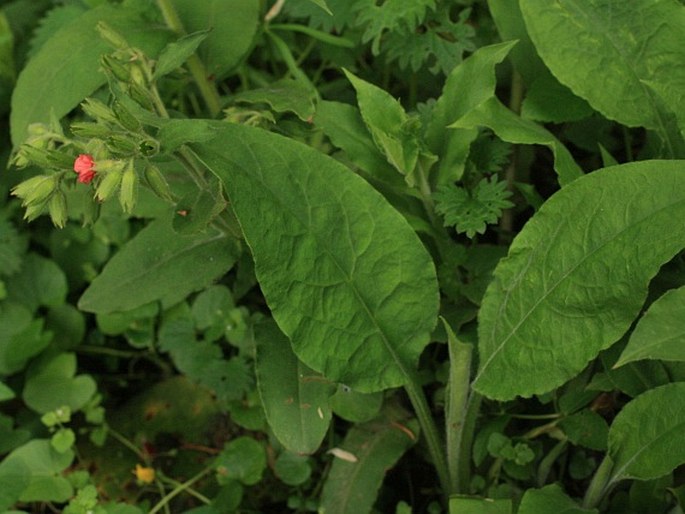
[73, 154, 96, 184]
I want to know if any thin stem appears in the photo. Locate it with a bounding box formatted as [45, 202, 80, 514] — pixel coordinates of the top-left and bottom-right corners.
[149, 467, 213, 514]
[456, 391, 481, 493]
[155, 0, 222, 117]
[582, 454, 615, 509]
[158, 474, 212, 504]
[107, 427, 146, 460]
[404, 375, 451, 502]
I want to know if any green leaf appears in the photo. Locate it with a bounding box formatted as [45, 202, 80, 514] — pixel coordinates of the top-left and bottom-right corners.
[329, 385, 383, 423]
[214, 437, 266, 486]
[5, 439, 74, 503]
[450, 96, 583, 186]
[559, 410, 608, 451]
[448, 497, 512, 514]
[434, 177, 514, 238]
[231, 78, 317, 122]
[424, 41, 516, 183]
[344, 69, 420, 178]
[0, 382, 14, 402]
[170, 0, 259, 78]
[0, 215, 25, 277]
[519, 0, 685, 148]
[78, 214, 240, 313]
[314, 100, 401, 186]
[521, 72, 594, 123]
[23, 353, 96, 414]
[518, 484, 597, 514]
[10, 3, 170, 145]
[609, 383, 685, 482]
[475, 160, 685, 400]
[157, 119, 219, 153]
[303, 0, 332, 15]
[616, 285, 685, 366]
[274, 452, 312, 486]
[254, 320, 334, 454]
[50, 428, 76, 454]
[6, 253, 67, 312]
[0, 455, 30, 511]
[191, 122, 439, 392]
[153, 29, 210, 80]
[320, 418, 419, 514]
[0, 304, 49, 375]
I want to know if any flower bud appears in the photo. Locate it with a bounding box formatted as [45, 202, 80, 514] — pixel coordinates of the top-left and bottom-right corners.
[81, 98, 118, 125]
[138, 138, 159, 157]
[16, 145, 53, 168]
[74, 154, 96, 184]
[23, 202, 46, 222]
[12, 174, 58, 206]
[112, 101, 141, 132]
[96, 22, 129, 50]
[95, 169, 123, 202]
[144, 164, 172, 201]
[107, 134, 138, 154]
[48, 191, 68, 228]
[119, 161, 138, 213]
[100, 54, 131, 83]
[71, 122, 112, 138]
[128, 82, 155, 111]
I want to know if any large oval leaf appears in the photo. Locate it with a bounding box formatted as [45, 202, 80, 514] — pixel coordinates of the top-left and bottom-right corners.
[191, 122, 439, 392]
[475, 160, 685, 400]
[78, 215, 240, 314]
[254, 320, 334, 454]
[609, 382, 685, 481]
[10, 4, 169, 145]
[519, 0, 685, 132]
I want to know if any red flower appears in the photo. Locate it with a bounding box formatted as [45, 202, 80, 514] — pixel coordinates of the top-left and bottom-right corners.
[73, 154, 96, 184]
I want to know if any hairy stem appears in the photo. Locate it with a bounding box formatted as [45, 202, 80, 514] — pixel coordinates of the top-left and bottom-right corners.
[443, 320, 473, 493]
[404, 375, 452, 501]
[155, 0, 222, 117]
[582, 454, 614, 509]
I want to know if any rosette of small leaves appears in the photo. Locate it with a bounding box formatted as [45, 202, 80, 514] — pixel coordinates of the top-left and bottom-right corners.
[434, 176, 513, 238]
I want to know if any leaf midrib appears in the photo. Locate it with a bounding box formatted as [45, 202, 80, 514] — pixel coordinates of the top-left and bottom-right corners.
[204, 134, 428, 386]
[477, 190, 685, 386]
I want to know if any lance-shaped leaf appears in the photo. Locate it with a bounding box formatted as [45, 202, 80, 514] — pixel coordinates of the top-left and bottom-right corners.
[475, 160, 685, 400]
[191, 122, 439, 392]
[616, 285, 685, 367]
[450, 96, 582, 186]
[424, 41, 516, 184]
[254, 320, 334, 454]
[320, 418, 419, 514]
[78, 214, 240, 314]
[519, 0, 685, 137]
[609, 382, 685, 481]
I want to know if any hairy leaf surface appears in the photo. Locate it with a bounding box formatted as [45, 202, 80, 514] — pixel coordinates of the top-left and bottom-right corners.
[191, 122, 439, 392]
[475, 161, 685, 400]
